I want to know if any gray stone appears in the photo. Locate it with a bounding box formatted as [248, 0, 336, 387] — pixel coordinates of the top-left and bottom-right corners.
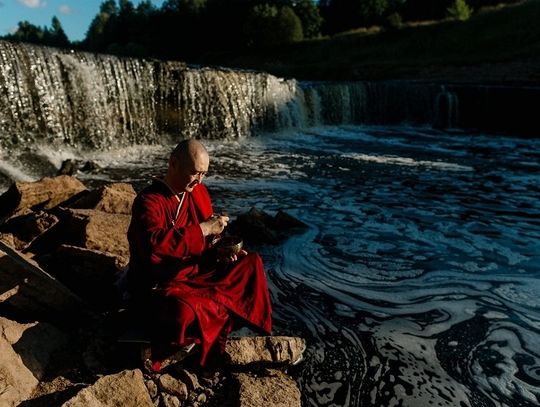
[158, 374, 188, 400]
[234, 370, 301, 407]
[62, 369, 153, 407]
[69, 183, 136, 215]
[0, 317, 67, 407]
[0, 176, 87, 221]
[225, 336, 306, 366]
[0, 242, 91, 325]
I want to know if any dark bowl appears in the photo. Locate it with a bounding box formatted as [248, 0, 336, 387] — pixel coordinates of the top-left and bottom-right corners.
[212, 235, 243, 257]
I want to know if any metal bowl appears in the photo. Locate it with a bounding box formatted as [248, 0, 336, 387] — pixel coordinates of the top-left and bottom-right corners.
[212, 235, 243, 257]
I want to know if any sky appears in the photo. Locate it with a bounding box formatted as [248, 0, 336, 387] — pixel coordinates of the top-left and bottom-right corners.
[0, 0, 165, 42]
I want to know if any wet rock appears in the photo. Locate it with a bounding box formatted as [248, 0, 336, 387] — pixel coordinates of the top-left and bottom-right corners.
[158, 374, 188, 400]
[234, 370, 301, 407]
[0, 316, 68, 407]
[58, 160, 79, 176]
[56, 208, 130, 261]
[62, 369, 153, 407]
[225, 336, 306, 366]
[69, 183, 136, 215]
[0, 211, 58, 251]
[0, 243, 91, 325]
[36, 244, 124, 310]
[0, 176, 87, 221]
[231, 208, 278, 245]
[230, 207, 307, 245]
[80, 161, 101, 173]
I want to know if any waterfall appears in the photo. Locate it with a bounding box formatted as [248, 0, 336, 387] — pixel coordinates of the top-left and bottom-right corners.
[1, 40, 538, 160]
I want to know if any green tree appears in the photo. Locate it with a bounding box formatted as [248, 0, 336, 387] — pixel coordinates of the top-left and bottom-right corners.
[244, 4, 303, 47]
[48, 16, 70, 47]
[447, 0, 472, 20]
[292, 0, 322, 38]
[10, 20, 45, 44]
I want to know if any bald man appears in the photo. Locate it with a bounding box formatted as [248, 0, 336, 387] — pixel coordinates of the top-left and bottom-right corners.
[127, 139, 272, 370]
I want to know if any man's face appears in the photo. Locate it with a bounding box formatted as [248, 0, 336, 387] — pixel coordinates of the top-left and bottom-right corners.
[170, 152, 209, 193]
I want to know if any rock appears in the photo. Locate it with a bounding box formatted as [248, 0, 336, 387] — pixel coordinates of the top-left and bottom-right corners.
[231, 208, 278, 245]
[158, 374, 188, 400]
[58, 160, 79, 176]
[36, 244, 124, 310]
[69, 183, 136, 215]
[80, 161, 101, 173]
[225, 336, 306, 366]
[62, 369, 153, 407]
[0, 316, 68, 407]
[0, 211, 59, 250]
[161, 392, 181, 407]
[145, 379, 158, 399]
[273, 210, 308, 231]
[234, 370, 301, 407]
[0, 176, 87, 221]
[0, 242, 92, 325]
[230, 207, 307, 245]
[56, 208, 131, 261]
[172, 367, 200, 392]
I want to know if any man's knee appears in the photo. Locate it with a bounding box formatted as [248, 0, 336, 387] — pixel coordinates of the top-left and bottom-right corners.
[175, 301, 196, 325]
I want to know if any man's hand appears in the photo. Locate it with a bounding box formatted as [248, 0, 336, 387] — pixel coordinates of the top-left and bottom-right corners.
[200, 215, 229, 237]
[218, 249, 248, 263]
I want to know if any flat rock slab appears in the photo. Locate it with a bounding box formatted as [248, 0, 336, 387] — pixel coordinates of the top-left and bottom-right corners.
[0, 317, 67, 407]
[234, 370, 301, 407]
[0, 176, 86, 221]
[62, 369, 153, 407]
[225, 336, 306, 366]
[0, 211, 59, 250]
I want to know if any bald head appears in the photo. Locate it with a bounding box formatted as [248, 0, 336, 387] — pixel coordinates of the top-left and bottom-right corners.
[166, 139, 209, 193]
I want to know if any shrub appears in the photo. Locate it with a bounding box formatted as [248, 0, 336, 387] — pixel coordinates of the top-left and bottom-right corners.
[447, 0, 473, 21]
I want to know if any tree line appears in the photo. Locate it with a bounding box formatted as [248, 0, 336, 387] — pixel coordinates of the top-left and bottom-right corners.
[2, 0, 523, 59]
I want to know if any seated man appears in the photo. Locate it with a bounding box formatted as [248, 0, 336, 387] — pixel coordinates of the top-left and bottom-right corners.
[127, 139, 272, 370]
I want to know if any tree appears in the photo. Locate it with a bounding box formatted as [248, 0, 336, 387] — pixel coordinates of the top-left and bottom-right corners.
[447, 0, 472, 20]
[48, 16, 70, 47]
[293, 0, 322, 38]
[244, 3, 303, 47]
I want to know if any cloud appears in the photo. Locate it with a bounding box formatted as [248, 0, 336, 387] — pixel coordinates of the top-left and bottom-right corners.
[58, 4, 73, 15]
[17, 0, 47, 8]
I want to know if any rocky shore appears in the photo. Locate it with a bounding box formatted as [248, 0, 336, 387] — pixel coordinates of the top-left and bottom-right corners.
[0, 176, 306, 407]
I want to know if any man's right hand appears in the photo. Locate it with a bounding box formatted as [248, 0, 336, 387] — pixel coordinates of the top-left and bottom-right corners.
[200, 215, 229, 236]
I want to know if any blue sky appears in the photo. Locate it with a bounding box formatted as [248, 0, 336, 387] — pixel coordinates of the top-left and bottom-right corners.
[0, 0, 165, 42]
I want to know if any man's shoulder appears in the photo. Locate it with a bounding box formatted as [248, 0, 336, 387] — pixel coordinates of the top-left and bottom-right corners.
[135, 180, 170, 203]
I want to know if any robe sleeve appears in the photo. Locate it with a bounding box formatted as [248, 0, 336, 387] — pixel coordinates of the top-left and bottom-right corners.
[133, 192, 206, 266]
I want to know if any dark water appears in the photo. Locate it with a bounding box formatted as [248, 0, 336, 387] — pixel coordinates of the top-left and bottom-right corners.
[32, 126, 540, 406]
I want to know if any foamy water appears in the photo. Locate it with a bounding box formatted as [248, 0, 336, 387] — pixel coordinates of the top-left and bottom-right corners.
[2, 125, 539, 406]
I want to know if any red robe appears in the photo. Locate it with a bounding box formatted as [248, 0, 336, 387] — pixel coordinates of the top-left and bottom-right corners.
[127, 180, 272, 365]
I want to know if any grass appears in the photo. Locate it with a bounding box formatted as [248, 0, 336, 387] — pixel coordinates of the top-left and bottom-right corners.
[197, 0, 540, 82]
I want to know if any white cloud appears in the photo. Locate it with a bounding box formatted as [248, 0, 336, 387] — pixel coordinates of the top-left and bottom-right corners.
[58, 4, 73, 15]
[17, 0, 47, 8]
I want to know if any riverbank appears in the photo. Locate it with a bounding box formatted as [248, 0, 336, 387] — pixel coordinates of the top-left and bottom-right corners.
[195, 1, 540, 84]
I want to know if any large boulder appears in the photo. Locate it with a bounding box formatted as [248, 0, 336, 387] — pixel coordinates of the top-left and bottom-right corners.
[36, 245, 124, 310]
[68, 183, 136, 215]
[0, 316, 68, 407]
[56, 208, 131, 262]
[0, 176, 87, 221]
[225, 336, 306, 366]
[234, 370, 301, 407]
[0, 242, 91, 325]
[230, 208, 308, 245]
[61, 369, 153, 407]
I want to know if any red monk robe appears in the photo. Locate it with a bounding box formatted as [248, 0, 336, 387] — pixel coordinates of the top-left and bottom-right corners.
[127, 179, 272, 366]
